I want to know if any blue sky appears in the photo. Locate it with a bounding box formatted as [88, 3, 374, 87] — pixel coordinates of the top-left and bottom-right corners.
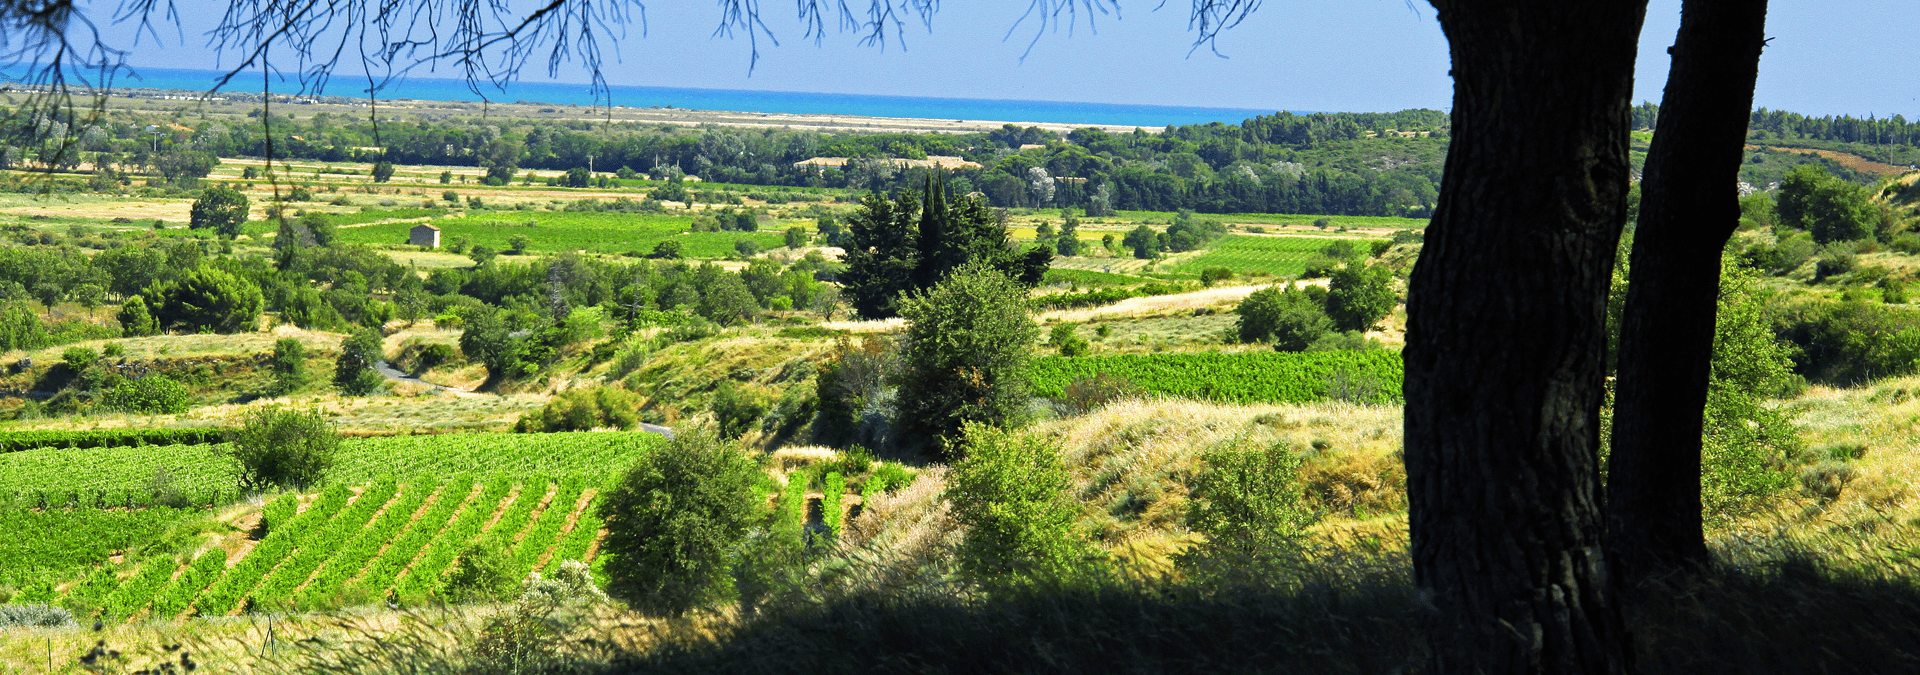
[101, 0, 1920, 118]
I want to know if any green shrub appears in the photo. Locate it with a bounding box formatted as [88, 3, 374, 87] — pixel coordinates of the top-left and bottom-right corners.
[446, 543, 519, 602]
[516, 386, 640, 433]
[101, 343, 123, 358]
[60, 346, 98, 371]
[711, 382, 770, 440]
[222, 407, 339, 492]
[102, 376, 190, 414]
[862, 462, 916, 495]
[599, 431, 762, 616]
[189, 186, 249, 237]
[1325, 262, 1395, 332]
[1236, 285, 1331, 349]
[1199, 266, 1234, 286]
[267, 337, 307, 396]
[945, 423, 1102, 584]
[895, 261, 1039, 455]
[1176, 438, 1315, 586]
[149, 266, 264, 334]
[1057, 372, 1143, 415]
[1048, 323, 1089, 357]
[820, 471, 846, 536]
[334, 327, 386, 396]
[1702, 266, 1810, 519]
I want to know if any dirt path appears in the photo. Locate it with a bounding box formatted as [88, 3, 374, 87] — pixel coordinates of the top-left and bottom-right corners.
[1038, 281, 1328, 323]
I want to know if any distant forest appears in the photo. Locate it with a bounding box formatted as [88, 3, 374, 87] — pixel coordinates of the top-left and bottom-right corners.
[5, 102, 1916, 218]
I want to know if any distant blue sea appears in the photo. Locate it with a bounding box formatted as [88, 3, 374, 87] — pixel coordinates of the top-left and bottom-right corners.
[99, 67, 1283, 128]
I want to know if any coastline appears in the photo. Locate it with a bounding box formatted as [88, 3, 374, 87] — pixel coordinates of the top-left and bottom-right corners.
[3, 83, 1180, 135]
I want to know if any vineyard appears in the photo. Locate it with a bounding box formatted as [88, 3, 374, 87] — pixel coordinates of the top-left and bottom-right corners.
[1167, 235, 1365, 277]
[50, 474, 612, 619]
[0, 432, 665, 618]
[1029, 350, 1404, 404]
[330, 209, 787, 257]
[0, 432, 664, 505]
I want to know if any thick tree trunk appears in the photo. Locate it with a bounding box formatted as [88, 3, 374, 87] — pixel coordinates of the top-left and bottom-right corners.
[1406, 2, 1644, 673]
[1606, 0, 1770, 582]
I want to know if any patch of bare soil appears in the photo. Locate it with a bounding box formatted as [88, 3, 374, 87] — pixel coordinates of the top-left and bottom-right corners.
[1748, 144, 1911, 176]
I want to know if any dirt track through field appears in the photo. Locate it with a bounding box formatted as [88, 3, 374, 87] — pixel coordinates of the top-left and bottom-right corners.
[1039, 281, 1329, 323]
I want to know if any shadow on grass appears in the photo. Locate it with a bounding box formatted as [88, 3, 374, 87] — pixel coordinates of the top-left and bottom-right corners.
[249, 543, 1920, 674]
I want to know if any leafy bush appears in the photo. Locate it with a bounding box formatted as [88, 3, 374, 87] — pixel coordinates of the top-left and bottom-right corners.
[446, 543, 519, 602]
[61, 346, 98, 371]
[1325, 262, 1396, 332]
[223, 407, 339, 492]
[189, 186, 249, 237]
[863, 462, 916, 494]
[599, 430, 762, 616]
[1176, 438, 1315, 586]
[266, 337, 307, 396]
[1057, 372, 1143, 415]
[0, 304, 47, 350]
[895, 262, 1039, 455]
[711, 381, 770, 440]
[1771, 296, 1920, 384]
[812, 336, 899, 448]
[1701, 267, 1809, 519]
[945, 424, 1102, 584]
[1048, 323, 1089, 357]
[334, 327, 387, 396]
[1778, 164, 1875, 243]
[102, 376, 190, 414]
[516, 386, 640, 432]
[149, 266, 264, 334]
[1236, 284, 1331, 350]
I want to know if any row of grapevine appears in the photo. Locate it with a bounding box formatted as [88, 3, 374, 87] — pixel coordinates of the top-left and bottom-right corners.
[820, 472, 846, 536]
[1028, 350, 1404, 404]
[394, 476, 515, 603]
[463, 478, 549, 578]
[352, 475, 479, 602]
[98, 555, 182, 621]
[776, 469, 809, 544]
[193, 485, 354, 615]
[150, 549, 227, 620]
[292, 476, 442, 611]
[61, 563, 122, 615]
[49, 475, 621, 619]
[0, 428, 229, 454]
[507, 476, 588, 579]
[544, 489, 606, 571]
[248, 479, 401, 611]
[1, 506, 200, 603]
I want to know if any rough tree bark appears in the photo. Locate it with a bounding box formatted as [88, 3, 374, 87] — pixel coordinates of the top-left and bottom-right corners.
[1404, 1, 1646, 672]
[1607, 0, 1771, 581]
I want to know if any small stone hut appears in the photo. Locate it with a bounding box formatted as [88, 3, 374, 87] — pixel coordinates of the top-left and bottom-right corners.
[409, 223, 441, 249]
